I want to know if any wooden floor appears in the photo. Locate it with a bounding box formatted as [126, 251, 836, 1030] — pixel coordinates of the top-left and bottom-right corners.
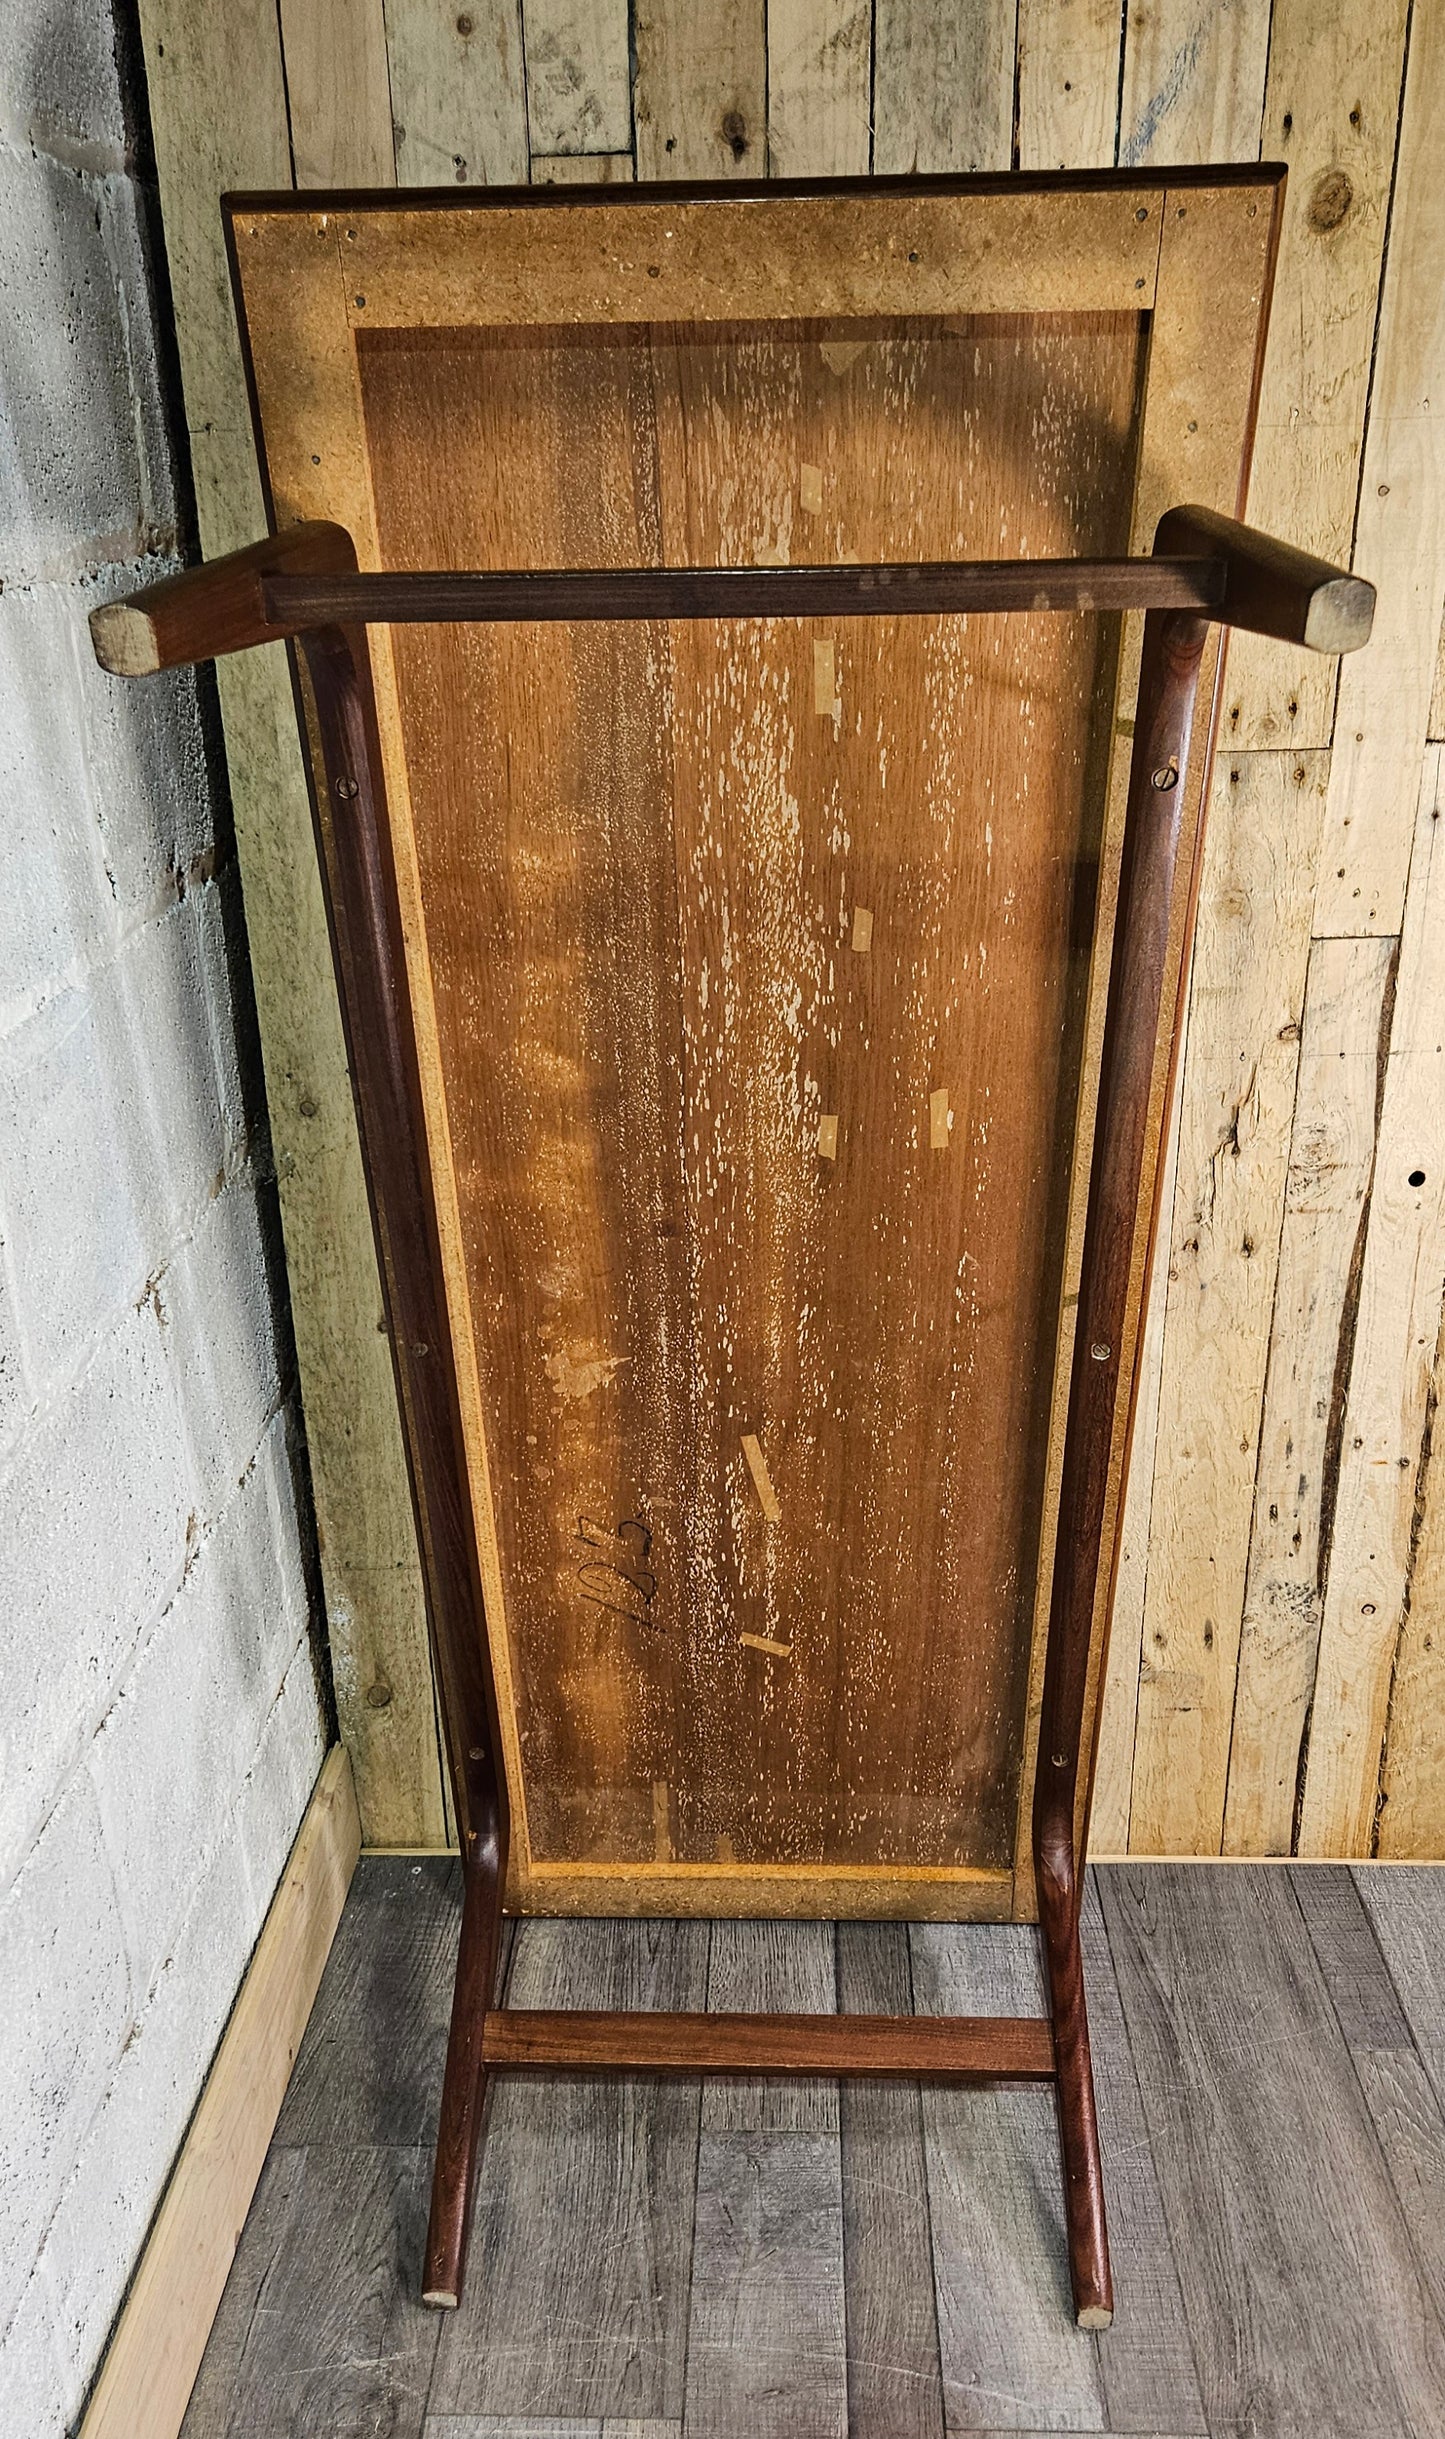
[181, 1860, 1445, 2439]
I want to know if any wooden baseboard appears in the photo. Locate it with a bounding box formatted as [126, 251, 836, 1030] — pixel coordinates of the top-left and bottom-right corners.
[79, 1743, 361, 2439]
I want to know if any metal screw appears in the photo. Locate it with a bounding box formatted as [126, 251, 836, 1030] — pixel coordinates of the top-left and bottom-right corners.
[1151, 761, 1179, 792]
[412, 1340, 429, 1358]
[334, 775, 359, 800]
[1091, 1342, 1111, 1362]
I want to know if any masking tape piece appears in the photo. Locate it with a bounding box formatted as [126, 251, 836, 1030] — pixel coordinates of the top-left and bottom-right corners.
[851, 906, 873, 952]
[930, 1088, 951, 1150]
[740, 1631, 793, 1657]
[817, 1114, 839, 1160]
[800, 462, 824, 514]
[741, 1432, 782, 1521]
[814, 638, 837, 715]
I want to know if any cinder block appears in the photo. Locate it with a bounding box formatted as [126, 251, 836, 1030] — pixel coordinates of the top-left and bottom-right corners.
[38, 1822, 257, 2391]
[86, 1414, 314, 1996]
[0, 1259, 27, 1469]
[0, 0, 127, 170]
[0, 584, 115, 1032]
[234, 1639, 329, 1920]
[76, 560, 214, 925]
[167, 1170, 283, 1524]
[0, 150, 172, 580]
[0, 1775, 130, 2307]
[192, 861, 257, 1168]
[0, 889, 231, 1390]
[0, 1297, 194, 1888]
[0, 2267, 75, 2439]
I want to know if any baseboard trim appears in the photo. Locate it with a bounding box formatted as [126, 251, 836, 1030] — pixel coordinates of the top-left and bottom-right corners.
[79, 1742, 361, 2439]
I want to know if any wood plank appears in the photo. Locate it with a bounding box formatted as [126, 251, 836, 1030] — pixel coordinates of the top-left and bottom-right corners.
[1352, 1865, 1445, 2112]
[1223, 934, 1396, 1854]
[1297, 1868, 1445, 2359]
[83, 1749, 362, 2439]
[1299, 753, 1445, 1853]
[871, 0, 1016, 173]
[1077, 1878, 1206, 2434]
[767, 0, 871, 177]
[1376, 1290, 1445, 1853]
[1221, 0, 1409, 751]
[428, 1920, 707, 2421]
[136, 3, 446, 1847]
[684, 2127, 847, 2439]
[1099, 1861, 1445, 2436]
[835, 1924, 945, 2439]
[424, 2422, 682, 2435]
[1015, 0, 1122, 171]
[275, 1857, 459, 2145]
[910, 1925, 1105, 2431]
[1129, 751, 1326, 1854]
[386, 0, 529, 187]
[521, 0, 631, 157]
[531, 153, 634, 183]
[483, 2005, 1052, 2078]
[1314, 0, 1445, 934]
[278, 0, 397, 185]
[703, 1921, 838, 2133]
[194, 2147, 438, 2439]
[633, 0, 767, 179]
[176, 2153, 309, 2439]
[1119, 0, 1271, 166]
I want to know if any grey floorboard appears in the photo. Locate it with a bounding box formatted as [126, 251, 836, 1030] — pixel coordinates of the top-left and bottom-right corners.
[178, 2151, 309, 2439]
[1079, 1876, 1206, 2436]
[428, 1919, 707, 2424]
[424, 2420, 682, 2435]
[1297, 1868, 1445, 2379]
[1099, 1862, 1445, 2439]
[1353, 1867, 1445, 2112]
[836, 1922, 945, 2439]
[274, 1856, 460, 2147]
[911, 1925, 1105, 2433]
[684, 1922, 847, 2438]
[192, 2145, 439, 2439]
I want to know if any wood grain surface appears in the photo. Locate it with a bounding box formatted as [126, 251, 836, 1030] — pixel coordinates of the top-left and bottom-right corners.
[353, 298, 1146, 1889]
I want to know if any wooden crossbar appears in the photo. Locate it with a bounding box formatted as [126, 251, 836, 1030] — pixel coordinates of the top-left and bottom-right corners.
[482, 2007, 1057, 2078]
[261, 555, 1225, 628]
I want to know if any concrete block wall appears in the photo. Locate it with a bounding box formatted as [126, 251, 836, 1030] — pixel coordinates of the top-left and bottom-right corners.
[0, 5, 329, 2427]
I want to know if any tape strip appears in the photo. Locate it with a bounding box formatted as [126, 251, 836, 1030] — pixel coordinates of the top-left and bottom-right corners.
[817, 1114, 839, 1160]
[851, 906, 873, 953]
[740, 1631, 793, 1657]
[800, 462, 824, 514]
[930, 1088, 951, 1150]
[813, 638, 837, 716]
[741, 1432, 781, 1521]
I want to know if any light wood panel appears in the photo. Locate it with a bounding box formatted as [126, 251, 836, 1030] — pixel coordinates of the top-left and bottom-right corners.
[135, 0, 1445, 1860]
[80, 1748, 361, 2439]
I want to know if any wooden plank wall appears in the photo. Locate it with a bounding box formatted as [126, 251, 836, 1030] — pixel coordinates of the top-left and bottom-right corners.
[134, 0, 1445, 1860]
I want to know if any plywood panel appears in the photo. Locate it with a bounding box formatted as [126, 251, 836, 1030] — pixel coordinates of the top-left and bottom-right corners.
[386, 0, 529, 187]
[1224, 932, 1397, 1854]
[1314, 0, 1445, 935]
[1221, 0, 1409, 751]
[633, 0, 768, 180]
[1130, 752, 1325, 1855]
[1299, 749, 1445, 1853]
[871, 0, 1017, 173]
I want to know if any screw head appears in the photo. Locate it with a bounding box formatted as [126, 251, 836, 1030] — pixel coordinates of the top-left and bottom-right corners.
[334, 775, 359, 800]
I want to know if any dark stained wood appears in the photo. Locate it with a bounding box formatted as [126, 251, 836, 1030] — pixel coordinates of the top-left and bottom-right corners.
[428, 1919, 707, 2423]
[1156, 503, 1376, 655]
[183, 2147, 440, 2439]
[89, 520, 356, 675]
[1033, 603, 1212, 2327]
[1100, 1863, 1445, 2439]
[482, 2005, 1054, 2077]
[835, 1922, 945, 2439]
[263, 553, 1224, 627]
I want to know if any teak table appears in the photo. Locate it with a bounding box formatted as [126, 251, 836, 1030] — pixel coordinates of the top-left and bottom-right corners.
[92, 172, 1374, 2327]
